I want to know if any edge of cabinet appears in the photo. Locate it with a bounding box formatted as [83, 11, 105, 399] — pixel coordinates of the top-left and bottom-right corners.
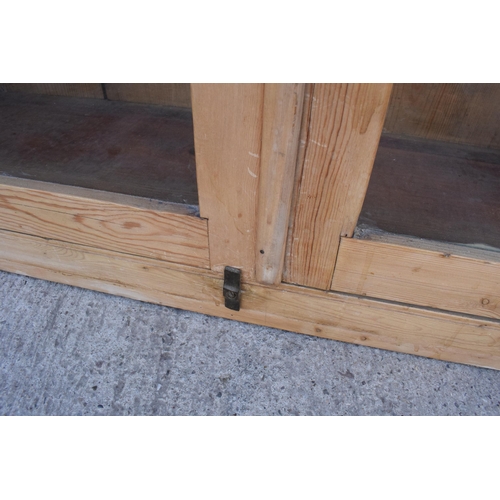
[1, 228, 499, 370]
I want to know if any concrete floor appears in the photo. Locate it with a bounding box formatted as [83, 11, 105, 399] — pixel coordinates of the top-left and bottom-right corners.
[1, 270, 499, 415]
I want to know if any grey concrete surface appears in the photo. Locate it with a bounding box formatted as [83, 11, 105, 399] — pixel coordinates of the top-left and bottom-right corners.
[1, 270, 499, 416]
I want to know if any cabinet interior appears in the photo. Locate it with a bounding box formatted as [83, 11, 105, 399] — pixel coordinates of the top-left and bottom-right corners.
[358, 83, 500, 250]
[0, 84, 198, 207]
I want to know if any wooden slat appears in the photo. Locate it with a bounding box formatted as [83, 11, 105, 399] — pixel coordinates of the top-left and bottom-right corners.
[0, 178, 209, 268]
[1, 229, 499, 369]
[332, 235, 500, 320]
[284, 83, 393, 289]
[104, 84, 191, 108]
[384, 84, 500, 150]
[191, 84, 264, 281]
[255, 83, 305, 284]
[1, 83, 104, 99]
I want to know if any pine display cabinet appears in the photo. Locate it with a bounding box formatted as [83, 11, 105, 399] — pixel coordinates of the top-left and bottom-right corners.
[0, 83, 499, 369]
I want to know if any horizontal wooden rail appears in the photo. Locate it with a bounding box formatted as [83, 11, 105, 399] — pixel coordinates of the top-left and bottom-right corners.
[0, 178, 210, 268]
[1, 229, 499, 369]
[332, 235, 500, 320]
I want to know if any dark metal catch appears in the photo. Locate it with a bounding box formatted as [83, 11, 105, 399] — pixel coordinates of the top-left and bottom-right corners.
[223, 266, 241, 311]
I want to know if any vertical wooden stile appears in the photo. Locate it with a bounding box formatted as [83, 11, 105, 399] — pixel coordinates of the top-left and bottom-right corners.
[283, 83, 393, 290]
[255, 83, 305, 285]
[284, 83, 315, 277]
[191, 84, 265, 282]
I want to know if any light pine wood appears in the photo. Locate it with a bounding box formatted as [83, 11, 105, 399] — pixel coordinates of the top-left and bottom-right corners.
[1, 229, 499, 369]
[332, 235, 500, 319]
[0, 177, 198, 215]
[1, 83, 104, 99]
[384, 84, 500, 150]
[104, 84, 192, 108]
[284, 84, 315, 274]
[191, 84, 264, 281]
[255, 83, 305, 285]
[0, 178, 209, 268]
[284, 84, 393, 289]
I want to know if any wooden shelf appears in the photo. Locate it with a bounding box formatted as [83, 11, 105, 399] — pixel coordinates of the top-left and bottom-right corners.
[360, 134, 500, 250]
[0, 92, 198, 205]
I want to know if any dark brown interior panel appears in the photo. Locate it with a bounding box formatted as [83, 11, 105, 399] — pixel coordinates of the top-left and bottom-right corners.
[104, 84, 192, 108]
[1, 83, 105, 99]
[0, 91, 198, 205]
[359, 84, 500, 249]
[360, 134, 500, 249]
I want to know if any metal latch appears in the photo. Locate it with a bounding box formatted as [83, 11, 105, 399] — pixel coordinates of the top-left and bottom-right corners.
[223, 266, 241, 311]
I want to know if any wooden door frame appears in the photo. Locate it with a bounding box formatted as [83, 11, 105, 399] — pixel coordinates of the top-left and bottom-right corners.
[0, 83, 499, 369]
[191, 83, 306, 285]
[283, 83, 394, 289]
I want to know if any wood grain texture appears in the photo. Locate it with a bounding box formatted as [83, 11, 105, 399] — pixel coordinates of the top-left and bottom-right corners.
[284, 83, 393, 289]
[0, 179, 209, 268]
[1, 229, 499, 369]
[284, 84, 315, 278]
[0, 92, 198, 205]
[191, 84, 264, 281]
[0, 177, 198, 216]
[360, 134, 500, 249]
[1, 83, 104, 99]
[384, 84, 500, 149]
[255, 84, 305, 284]
[104, 84, 191, 108]
[332, 236, 500, 320]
